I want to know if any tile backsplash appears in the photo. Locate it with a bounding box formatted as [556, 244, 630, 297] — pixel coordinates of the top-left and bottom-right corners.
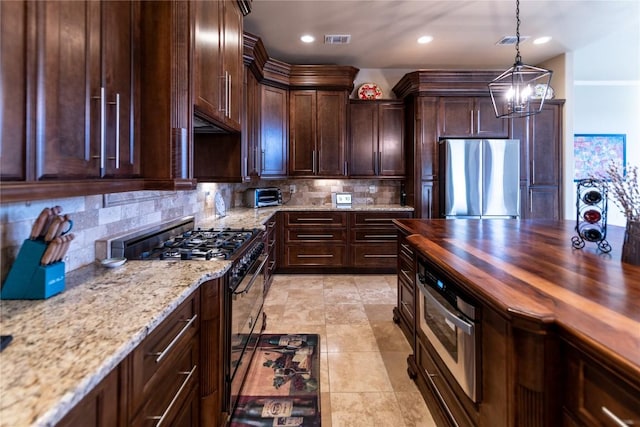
[0, 179, 402, 281]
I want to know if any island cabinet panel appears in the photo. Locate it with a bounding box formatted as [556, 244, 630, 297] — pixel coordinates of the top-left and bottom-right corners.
[200, 278, 225, 427]
[439, 97, 508, 138]
[348, 100, 405, 178]
[289, 90, 348, 177]
[264, 215, 278, 293]
[129, 291, 200, 427]
[56, 367, 122, 427]
[393, 230, 416, 345]
[562, 343, 640, 427]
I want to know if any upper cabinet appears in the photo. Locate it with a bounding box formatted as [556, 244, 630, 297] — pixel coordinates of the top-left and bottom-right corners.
[439, 97, 509, 138]
[194, 0, 243, 132]
[289, 90, 348, 177]
[1, 0, 149, 202]
[349, 100, 405, 178]
[260, 84, 289, 178]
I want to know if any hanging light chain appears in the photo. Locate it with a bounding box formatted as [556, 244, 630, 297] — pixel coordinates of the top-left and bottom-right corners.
[515, 0, 522, 64]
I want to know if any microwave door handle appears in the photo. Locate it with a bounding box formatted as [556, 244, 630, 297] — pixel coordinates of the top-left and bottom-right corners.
[419, 282, 474, 335]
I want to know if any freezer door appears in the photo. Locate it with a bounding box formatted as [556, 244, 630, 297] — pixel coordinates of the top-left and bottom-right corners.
[482, 139, 520, 217]
[442, 139, 482, 217]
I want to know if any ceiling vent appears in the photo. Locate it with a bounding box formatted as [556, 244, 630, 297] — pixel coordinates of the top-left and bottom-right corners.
[496, 35, 530, 45]
[324, 34, 351, 44]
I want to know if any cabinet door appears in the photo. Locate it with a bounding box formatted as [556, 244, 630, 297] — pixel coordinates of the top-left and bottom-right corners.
[289, 90, 317, 176]
[349, 102, 377, 176]
[261, 85, 289, 177]
[378, 102, 405, 176]
[439, 98, 475, 136]
[316, 91, 347, 176]
[37, 1, 101, 179]
[0, 0, 29, 181]
[222, 0, 242, 130]
[102, 1, 138, 177]
[243, 66, 260, 179]
[475, 97, 509, 137]
[528, 187, 560, 220]
[530, 103, 561, 186]
[193, 0, 222, 122]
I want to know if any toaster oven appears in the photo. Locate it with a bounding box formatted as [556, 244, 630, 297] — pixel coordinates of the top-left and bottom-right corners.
[244, 187, 282, 208]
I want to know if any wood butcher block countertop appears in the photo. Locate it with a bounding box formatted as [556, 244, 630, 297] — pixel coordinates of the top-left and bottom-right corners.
[393, 219, 640, 382]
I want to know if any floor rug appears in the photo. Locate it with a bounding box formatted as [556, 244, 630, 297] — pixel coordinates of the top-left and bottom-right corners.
[230, 334, 321, 427]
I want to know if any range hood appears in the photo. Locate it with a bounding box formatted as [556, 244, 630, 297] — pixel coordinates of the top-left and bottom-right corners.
[193, 114, 226, 133]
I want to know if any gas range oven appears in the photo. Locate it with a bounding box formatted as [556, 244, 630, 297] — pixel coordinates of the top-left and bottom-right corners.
[110, 216, 267, 417]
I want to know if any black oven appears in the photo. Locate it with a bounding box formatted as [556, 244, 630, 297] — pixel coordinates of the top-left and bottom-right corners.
[417, 255, 480, 403]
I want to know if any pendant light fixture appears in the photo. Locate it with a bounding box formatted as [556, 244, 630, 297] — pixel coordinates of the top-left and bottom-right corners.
[489, 0, 552, 119]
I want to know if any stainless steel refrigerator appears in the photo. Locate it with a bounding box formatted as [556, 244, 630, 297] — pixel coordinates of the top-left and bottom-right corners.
[439, 139, 520, 218]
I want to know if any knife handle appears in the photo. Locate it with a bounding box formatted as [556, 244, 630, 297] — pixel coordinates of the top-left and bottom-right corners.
[41, 238, 60, 266]
[44, 216, 64, 242]
[30, 208, 51, 240]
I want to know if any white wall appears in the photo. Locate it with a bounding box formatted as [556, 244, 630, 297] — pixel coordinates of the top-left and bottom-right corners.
[571, 21, 640, 226]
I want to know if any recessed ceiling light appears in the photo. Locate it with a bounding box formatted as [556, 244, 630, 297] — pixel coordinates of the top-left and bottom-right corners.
[418, 35, 433, 44]
[533, 36, 552, 45]
[300, 34, 315, 43]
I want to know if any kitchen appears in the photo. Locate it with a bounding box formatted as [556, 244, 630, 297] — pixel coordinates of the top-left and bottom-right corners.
[1, 1, 639, 426]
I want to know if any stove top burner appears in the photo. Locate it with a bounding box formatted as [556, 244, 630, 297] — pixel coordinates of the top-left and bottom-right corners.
[140, 228, 256, 261]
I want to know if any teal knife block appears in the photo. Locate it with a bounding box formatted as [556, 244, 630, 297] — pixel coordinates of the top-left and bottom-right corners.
[1, 239, 65, 300]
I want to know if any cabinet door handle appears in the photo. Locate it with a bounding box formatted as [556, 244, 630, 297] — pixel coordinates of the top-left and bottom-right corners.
[148, 364, 197, 427]
[378, 151, 382, 175]
[601, 406, 635, 427]
[219, 74, 226, 113]
[261, 149, 265, 174]
[227, 73, 232, 118]
[373, 151, 378, 175]
[476, 109, 480, 132]
[312, 150, 317, 174]
[107, 93, 121, 169]
[344, 161, 348, 176]
[91, 87, 106, 173]
[470, 110, 474, 133]
[151, 314, 198, 363]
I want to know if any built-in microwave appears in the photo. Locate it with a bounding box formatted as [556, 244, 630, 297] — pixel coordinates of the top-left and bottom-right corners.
[416, 255, 480, 403]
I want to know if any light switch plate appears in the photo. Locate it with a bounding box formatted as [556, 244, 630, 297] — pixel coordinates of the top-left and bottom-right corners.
[336, 193, 352, 205]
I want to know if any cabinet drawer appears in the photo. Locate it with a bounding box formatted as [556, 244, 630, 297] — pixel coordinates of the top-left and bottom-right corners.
[351, 211, 412, 227]
[398, 277, 415, 324]
[284, 211, 347, 227]
[131, 293, 199, 410]
[352, 244, 397, 268]
[285, 228, 346, 243]
[351, 229, 398, 243]
[131, 339, 199, 427]
[565, 347, 640, 427]
[398, 238, 416, 266]
[284, 245, 347, 266]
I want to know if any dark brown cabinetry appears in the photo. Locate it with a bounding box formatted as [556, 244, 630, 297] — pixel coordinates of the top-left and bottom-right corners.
[1, 0, 143, 199]
[194, 0, 243, 132]
[242, 65, 261, 180]
[130, 291, 200, 426]
[512, 100, 564, 219]
[260, 84, 289, 178]
[280, 211, 348, 268]
[200, 278, 225, 427]
[289, 90, 348, 177]
[563, 342, 640, 427]
[279, 210, 413, 273]
[393, 230, 416, 345]
[439, 97, 509, 138]
[349, 100, 405, 177]
[393, 71, 563, 220]
[264, 216, 278, 292]
[56, 367, 122, 427]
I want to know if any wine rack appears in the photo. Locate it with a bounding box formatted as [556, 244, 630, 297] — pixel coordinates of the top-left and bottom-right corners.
[571, 179, 611, 252]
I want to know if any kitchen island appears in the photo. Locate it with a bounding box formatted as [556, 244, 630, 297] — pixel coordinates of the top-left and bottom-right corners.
[393, 219, 640, 427]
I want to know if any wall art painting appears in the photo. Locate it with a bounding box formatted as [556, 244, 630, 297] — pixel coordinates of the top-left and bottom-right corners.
[574, 134, 626, 181]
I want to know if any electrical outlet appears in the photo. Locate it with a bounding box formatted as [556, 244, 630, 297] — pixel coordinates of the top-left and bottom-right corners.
[369, 185, 376, 193]
[289, 184, 296, 193]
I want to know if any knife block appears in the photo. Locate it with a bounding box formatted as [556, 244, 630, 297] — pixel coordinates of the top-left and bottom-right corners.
[1, 239, 65, 300]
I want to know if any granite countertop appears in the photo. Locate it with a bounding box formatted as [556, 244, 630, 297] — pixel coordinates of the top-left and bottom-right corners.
[1, 204, 412, 426]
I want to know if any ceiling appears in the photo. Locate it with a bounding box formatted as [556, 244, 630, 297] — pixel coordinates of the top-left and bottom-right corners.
[243, 0, 640, 70]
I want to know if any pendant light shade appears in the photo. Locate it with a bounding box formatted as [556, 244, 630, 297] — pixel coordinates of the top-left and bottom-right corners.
[489, 0, 553, 119]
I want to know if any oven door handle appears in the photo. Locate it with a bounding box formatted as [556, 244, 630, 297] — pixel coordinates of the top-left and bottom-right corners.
[234, 255, 268, 296]
[418, 282, 474, 335]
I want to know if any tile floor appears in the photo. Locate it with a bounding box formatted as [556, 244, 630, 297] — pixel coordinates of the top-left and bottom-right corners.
[261, 274, 437, 427]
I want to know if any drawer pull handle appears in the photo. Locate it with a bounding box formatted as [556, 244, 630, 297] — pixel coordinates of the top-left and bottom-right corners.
[148, 364, 197, 426]
[400, 243, 414, 254]
[601, 406, 635, 427]
[297, 254, 334, 258]
[152, 314, 198, 363]
[424, 367, 460, 427]
[400, 268, 413, 283]
[364, 234, 396, 238]
[295, 218, 334, 222]
[297, 234, 334, 238]
[364, 254, 397, 258]
[363, 218, 392, 222]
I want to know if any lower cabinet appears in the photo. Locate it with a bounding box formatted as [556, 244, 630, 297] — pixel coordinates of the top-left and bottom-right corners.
[393, 229, 416, 345]
[562, 342, 640, 427]
[264, 216, 278, 293]
[278, 210, 413, 273]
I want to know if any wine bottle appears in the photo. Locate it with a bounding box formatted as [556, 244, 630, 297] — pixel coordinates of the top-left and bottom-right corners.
[582, 190, 603, 204]
[582, 208, 602, 224]
[400, 183, 407, 206]
[579, 222, 603, 242]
